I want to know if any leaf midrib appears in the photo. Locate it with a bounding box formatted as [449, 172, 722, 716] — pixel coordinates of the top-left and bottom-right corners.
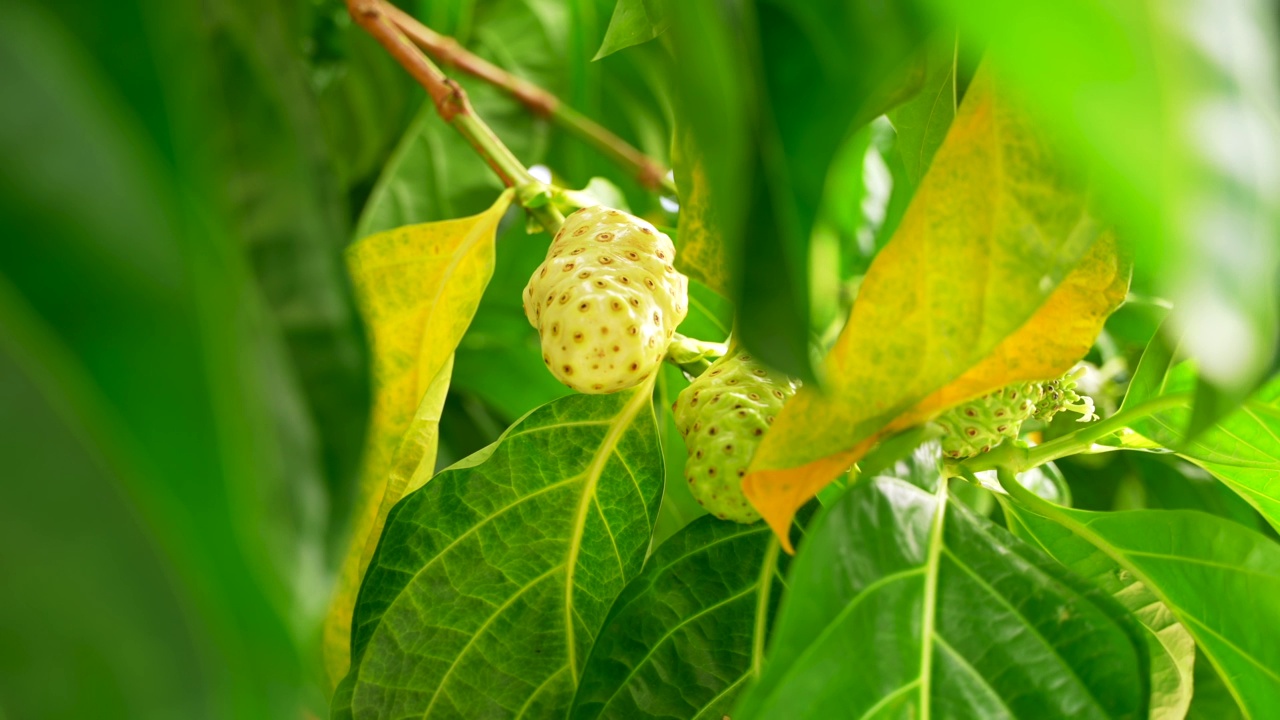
[564, 382, 655, 682]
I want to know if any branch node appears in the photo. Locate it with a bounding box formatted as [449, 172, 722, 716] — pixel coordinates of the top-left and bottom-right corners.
[349, 0, 380, 19]
[435, 78, 472, 122]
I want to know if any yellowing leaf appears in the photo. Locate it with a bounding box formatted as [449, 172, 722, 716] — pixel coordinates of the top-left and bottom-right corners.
[322, 189, 513, 686]
[743, 67, 1130, 549]
[673, 122, 730, 296]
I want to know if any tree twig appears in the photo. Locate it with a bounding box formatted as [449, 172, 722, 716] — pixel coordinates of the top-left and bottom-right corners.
[345, 0, 564, 232]
[381, 2, 678, 195]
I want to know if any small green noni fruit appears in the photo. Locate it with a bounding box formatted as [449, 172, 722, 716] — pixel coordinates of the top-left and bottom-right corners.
[934, 382, 1042, 459]
[523, 206, 689, 394]
[935, 366, 1099, 459]
[673, 350, 799, 523]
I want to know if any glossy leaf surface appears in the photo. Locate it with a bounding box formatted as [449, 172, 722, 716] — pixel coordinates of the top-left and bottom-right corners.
[737, 476, 1148, 719]
[1125, 360, 1280, 534]
[571, 515, 801, 719]
[746, 66, 1130, 545]
[335, 386, 663, 718]
[1002, 501, 1195, 720]
[1001, 473, 1280, 718]
[324, 191, 513, 683]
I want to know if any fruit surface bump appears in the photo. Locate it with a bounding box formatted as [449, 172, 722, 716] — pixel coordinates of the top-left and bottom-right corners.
[673, 351, 799, 523]
[524, 206, 689, 393]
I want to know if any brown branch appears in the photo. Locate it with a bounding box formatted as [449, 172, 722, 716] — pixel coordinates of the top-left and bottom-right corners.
[382, 3, 677, 195]
[345, 0, 564, 230]
[382, 2, 559, 117]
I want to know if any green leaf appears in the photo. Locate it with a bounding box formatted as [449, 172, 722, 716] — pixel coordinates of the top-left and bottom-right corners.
[208, 0, 377, 593]
[1, 1, 315, 715]
[736, 476, 1149, 719]
[1001, 501, 1195, 720]
[1125, 363, 1280, 534]
[452, 218, 576, 425]
[927, 0, 1280, 415]
[1113, 455, 1267, 534]
[888, 32, 958, 187]
[570, 514, 804, 719]
[1189, 647, 1246, 720]
[668, 0, 932, 380]
[1000, 470, 1280, 718]
[336, 386, 664, 718]
[593, 0, 668, 60]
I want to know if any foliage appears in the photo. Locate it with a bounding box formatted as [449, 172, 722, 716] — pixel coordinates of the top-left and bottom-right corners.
[3, 0, 1278, 719]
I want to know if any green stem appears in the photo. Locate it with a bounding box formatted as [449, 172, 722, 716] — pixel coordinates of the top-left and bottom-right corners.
[451, 114, 565, 231]
[958, 392, 1192, 474]
[663, 333, 727, 377]
[551, 105, 679, 195]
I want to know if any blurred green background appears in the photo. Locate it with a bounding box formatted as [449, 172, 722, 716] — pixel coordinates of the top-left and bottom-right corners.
[2, 0, 1278, 717]
[0, 0, 669, 717]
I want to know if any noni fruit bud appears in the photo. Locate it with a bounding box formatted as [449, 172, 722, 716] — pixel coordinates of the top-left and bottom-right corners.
[673, 350, 799, 523]
[523, 206, 689, 394]
[934, 382, 1042, 459]
[1034, 366, 1097, 424]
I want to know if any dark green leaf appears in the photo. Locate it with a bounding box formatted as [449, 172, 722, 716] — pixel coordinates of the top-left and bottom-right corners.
[1188, 647, 1246, 720]
[736, 476, 1148, 719]
[1001, 500, 1195, 719]
[888, 32, 958, 187]
[1001, 471, 1280, 718]
[571, 515, 801, 719]
[668, 0, 932, 381]
[207, 0, 374, 561]
[1, 1, 315, 715]
[1115, 455, 1267, 534]
[336, 388, 664, 718]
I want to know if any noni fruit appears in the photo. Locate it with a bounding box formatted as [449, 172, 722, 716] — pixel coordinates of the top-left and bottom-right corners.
[524, 206, 688, 394]
[934, 382, 1042, 459]
[673, 350, 799, 523]
[935, 366, 1098, 459]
